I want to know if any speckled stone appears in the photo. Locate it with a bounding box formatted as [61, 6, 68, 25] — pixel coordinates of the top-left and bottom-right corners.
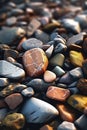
[57, 121, 77, 130]
[44, 70, 56, 83]
[21, 97, 59, 123]
[22, 38, 43, 50]
[23, 48, 48, 77]
[70, 51, 84, 67]
[67, 94, 87, 112]
[21, 87, 34, 97]
[4, 93, 23, 110]
[2, 113, 25, 130]
[77, 78, 87, 95]
[49, 53, 65, 67]
[46, 86, 70, 102]
[0, 60, 25, 80]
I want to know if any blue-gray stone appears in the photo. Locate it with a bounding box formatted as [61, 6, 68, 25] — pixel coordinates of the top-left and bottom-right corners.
[57, 121, 77, 130]
[0, 108, 8, 121]
[21, 87, 34, 97]
[0, 60, 25, 80]
[0, 78, 9, 87]
[21, 97, 58, 123]
[22, 38, 43, 50]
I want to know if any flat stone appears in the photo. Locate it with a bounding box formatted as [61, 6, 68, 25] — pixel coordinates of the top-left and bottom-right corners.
[21, 97, 58, 123]
[0, 78, 9, 87]
[61, 18, 81, 33]
[2, 113, 25, 130]
[35, 29, 50, 43]
[0, 60, 25, 80]
[66, 32, 86, 46]
[75, 114, 87, 130]
[56, 104, 77, 122]
[57, 121, 77, 130]
[67, 94, 87, 112]
[82, 59, 87, 76]
[23, 48, 48, 77]
[21, 87, 34, 97]
[52, 66, 65, 77]
[4, 93, 23, 110]
[49, 53, 65, 67]
[46, 86, 70, 102]
[22, 38, 43, 50]
[0, 27, 25, 45]
[44, 70, 56, 83]
[77, 78, 87, 95]
[70, 51, 84, 67]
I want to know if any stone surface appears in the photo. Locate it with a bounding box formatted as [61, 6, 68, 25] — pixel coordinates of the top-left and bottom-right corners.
[21, 97, 59, 123]
[46, 86, 70, 102]
[2, 113, 25, 130]
[67, 94, 87, 112]
[21, 87, 34, 97]
[0, 60, 25, 80]
[57, 121, 77, 130]
[44, 70, 56, 83]
[22, 38, 43, 50]
[4, 93, 23, 109]
[23, 48, 48, 77]
[70, 51, 84, 67]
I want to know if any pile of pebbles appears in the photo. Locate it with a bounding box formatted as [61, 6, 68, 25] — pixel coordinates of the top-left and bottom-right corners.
[1, 0, 87, 130]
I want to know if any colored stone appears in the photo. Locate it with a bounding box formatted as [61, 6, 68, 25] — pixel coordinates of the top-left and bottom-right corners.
[44, 70, 56, 83]
[21, 97, 58, 123]
[23, 48, 48, 77]
[2, 113, 25, 130]
[0, 60, 25, 80]
[4, 93, 23, 109]
[67, 94, 87, 112]
[70, 51, 84, 67]
[46, 86, 70, 102]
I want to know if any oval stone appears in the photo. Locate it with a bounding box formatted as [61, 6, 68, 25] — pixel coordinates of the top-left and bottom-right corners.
[23, 48, 48, 77]
[21, 97, 58, 123]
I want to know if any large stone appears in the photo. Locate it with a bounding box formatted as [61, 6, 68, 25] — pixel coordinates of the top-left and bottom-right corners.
[23, 48, 48, 77]
[67, 94, 87, 112]
[21, 97, 58, 123]
[0, 60, 25, 80]
[2, 113, 25, 130]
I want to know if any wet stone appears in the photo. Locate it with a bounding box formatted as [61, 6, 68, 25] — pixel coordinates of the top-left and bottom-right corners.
[21, 87, 34, 97]
[0, 78, 9, 87]
[4, 93, 23, 110]
[21, 97, 59, 123]
[67, 94, 87, 112]
[2, 113, 25, 130]
[0, 27, 25, 45]
[0, 60, 25, 80]
[46, 86, 70, 102]
[22, 38, 43, 50]
[57, 121, 77, 130]
[23, 48, 48, 77]
[43, 70, 56, 83]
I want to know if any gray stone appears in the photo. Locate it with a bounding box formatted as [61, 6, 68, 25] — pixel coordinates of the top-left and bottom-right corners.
[0, 60, 25, 80]
[0, 108, 8, 121]
[6, 17, 17, 26]
[22, 38, 43, 50]
[21, 87, 34, 97]
[0, 78, 9, 87]
[21, 97, 58, 123]
[52, 66, 65, 77]
[45, 45, 54, 58]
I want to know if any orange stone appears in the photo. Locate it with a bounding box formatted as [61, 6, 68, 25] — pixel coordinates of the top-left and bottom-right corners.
[46, 86, 70, 102]
[23, 48, 48, 77]
[56, 104, 77, 122]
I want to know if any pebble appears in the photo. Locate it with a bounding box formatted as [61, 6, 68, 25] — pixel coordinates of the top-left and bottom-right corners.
[6, 16, 17, 26]
[67, 94, 87, 112]
[2, 113, 25, 130]
[0, 108, 8, 121]
[44, 70, 56, 83]
[23, 48, 48, 77]
[22, 38, 43, 50]
[21, 87, 34, 97]
[46, 86, 70, 102]
[0, 78, 9, 87]
[0, 27, 25, 45]
[21, 97, 59, 123]
[45, 45, 54, 58]
[49, 53, 65, 67]
[4, 93, 23, 110]
[0, 60, 25, 80]
[70, 51, 84, 67]
[52, 66, 65, 77]
[57, 121, 77, 130]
